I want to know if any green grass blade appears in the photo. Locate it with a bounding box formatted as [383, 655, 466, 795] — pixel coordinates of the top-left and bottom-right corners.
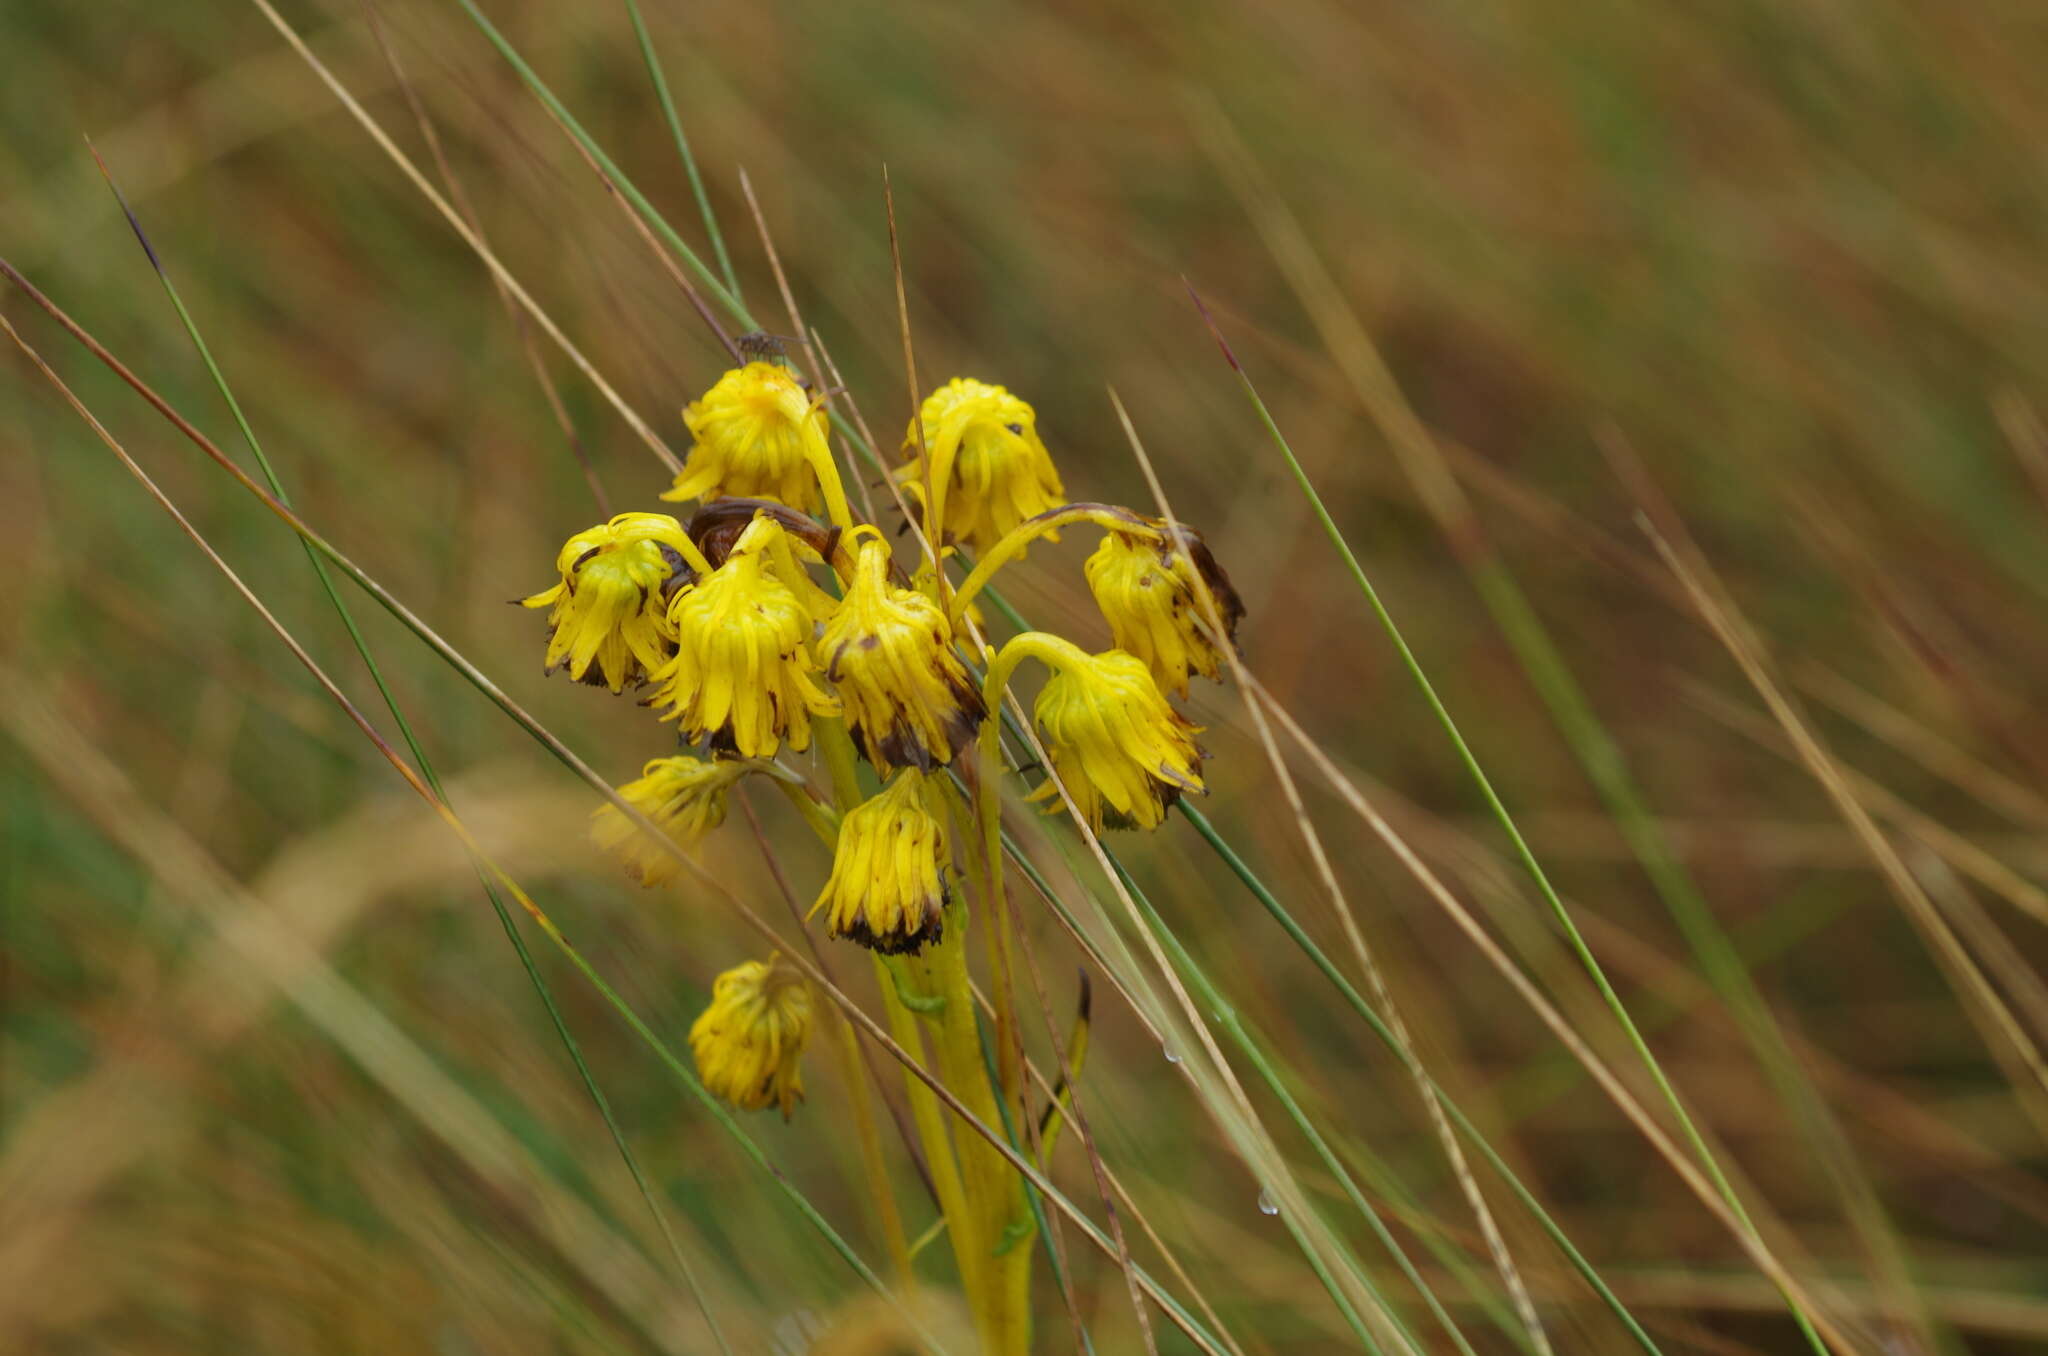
[621, 0, 742, 304]
[1003, 807, 1547, 1354]
[91, 164, 734, 1352]
[1179, 805, 1666, 1354]
[449, 0, 912, 494]
[451, 0, 751, 326]
[1197, 306, 1832, 1352]
[1103, 852, 1475, 1356]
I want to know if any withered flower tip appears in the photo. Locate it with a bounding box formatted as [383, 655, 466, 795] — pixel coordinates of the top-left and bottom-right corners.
[1085, 520, 1244, 699]
[819, 533, 984, 774]
[814, 771, 951, 955]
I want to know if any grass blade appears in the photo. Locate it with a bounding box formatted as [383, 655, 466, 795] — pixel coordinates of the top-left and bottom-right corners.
[1184, 276, 1842, 1351]
[86, 147, 738, 1352]
[621, 0, 742, 303]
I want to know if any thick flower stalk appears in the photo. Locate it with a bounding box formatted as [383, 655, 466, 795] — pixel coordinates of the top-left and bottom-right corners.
[819, 532, 985, 774]
[988, 633, 1205, 831]
[690, 956, 812, 1119]
[590, 755, 748, 886]
[814, 770, 951, 955]
[520, 512, 707, 693]
[906, 377, 1063, 553]
[1085, 525, 1245, 698]
[648, 515, 838, 756]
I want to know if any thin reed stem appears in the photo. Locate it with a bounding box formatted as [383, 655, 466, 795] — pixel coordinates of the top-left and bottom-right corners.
[1176, 804, 1665, 1351]
[90, 155, 733, 1350]
[1191, 289, 1834, 1351]
[621, 0, 742, 303]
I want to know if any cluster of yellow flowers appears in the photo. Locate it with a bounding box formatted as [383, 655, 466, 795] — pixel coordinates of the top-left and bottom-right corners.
[524, 357, 1241, 1117]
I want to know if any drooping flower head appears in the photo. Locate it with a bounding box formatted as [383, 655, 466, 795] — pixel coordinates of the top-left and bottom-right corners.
[814, 770, 951, 955]
[905, 377, 1064, 553]
[590, 755, 748, 886]
[521, 512, 698, 693]
[819, 533, 985, 774]
[1085, 523, 1245, 699]
[663, 362, 830, 513]
[690, 955, 812, 1119]
[648, 514, 838, 757]
[1025, 641, 1205, 832]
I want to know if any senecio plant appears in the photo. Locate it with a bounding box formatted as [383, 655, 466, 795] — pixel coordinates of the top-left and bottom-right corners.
[523, 348, 1242, 1353]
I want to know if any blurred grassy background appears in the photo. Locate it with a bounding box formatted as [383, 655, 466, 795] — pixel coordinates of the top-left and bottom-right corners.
[7, 0, 2048, 1351]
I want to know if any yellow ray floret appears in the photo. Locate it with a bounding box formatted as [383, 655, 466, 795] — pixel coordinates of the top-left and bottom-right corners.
[648, 516, 839, 757]
[521, 512, 699, 693]
[819, 534, 985, 774]
[1028, 646, 1205, 832]
[904, 377, 1064, 553]
[813, 770, 951, 955]
[663, 361, 830, 513]
[1084, 527, 1244, 699]
[589, 755, 747, 886]
[690, 956, 812, 1118]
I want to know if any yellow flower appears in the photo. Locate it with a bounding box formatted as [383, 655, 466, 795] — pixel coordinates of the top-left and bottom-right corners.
[1084, 526, 1244, 699]
[690, 956, 812, 1118]
[663, 362, 830, 513]
[905, 377, 1064, 552]
[649, 516, 839, 757]
[814, 771, 950, 954]
[818, 535, 984, 774]
[589, 756, 746, 886]
[1027, 645, 1205, 832]
[521, 512, 697, 693]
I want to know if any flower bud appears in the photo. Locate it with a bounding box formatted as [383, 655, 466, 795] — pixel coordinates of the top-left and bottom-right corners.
[690, 956, 812, 1119]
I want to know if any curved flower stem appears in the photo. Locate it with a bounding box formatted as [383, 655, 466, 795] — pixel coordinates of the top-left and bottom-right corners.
[921, 419, 959, 591]
[814, 716, 868, 810]
[973, 634, 1087, 1113]
[949, 504, 1168, 629]
[801, 405, 856, 532]
[667, 527, 717, 578]
[980, 630, 1091, 702]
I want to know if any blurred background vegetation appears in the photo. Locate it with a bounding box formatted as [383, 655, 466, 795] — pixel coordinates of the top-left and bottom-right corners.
[6, 0, 2048, 1351]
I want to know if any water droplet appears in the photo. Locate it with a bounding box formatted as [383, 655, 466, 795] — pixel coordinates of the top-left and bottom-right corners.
[1257, 1187, 1279, 1216]
[1162, 1042, 1182, 1065]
